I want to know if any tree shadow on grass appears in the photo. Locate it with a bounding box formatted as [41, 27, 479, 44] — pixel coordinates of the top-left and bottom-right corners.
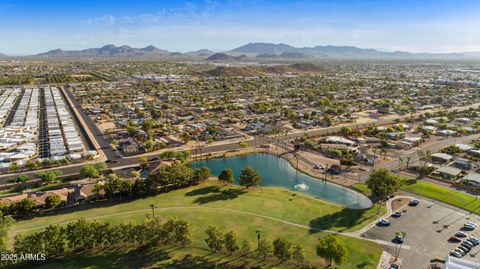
[193, 188, 248, 205]
[356, 260, 373, 269]
[164, 254, 250, 269]
[185, 186, 221, 197]
[309, 207, 376, 233]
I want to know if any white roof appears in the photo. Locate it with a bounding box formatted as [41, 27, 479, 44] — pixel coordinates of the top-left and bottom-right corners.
[444, 255, 480, 269]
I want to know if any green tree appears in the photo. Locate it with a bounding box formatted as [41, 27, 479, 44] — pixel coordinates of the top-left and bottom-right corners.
[272, 237, 292, 261]
[224, 230, 239, 253]
[80, 165, 100, 180]
[240, 239, 252, 254]
[239, 141, 248, 148]
[257, 239, 272, 259]
[218, 168, 234, 184]
[238, 166, 261, 187]
[366, 168, 400, 200]
[15, 175, 29, 183]
[36, 170, 62, 184]
[12, 199, 35, 216]
[193, 166, 211, 183]
[45, 195, 63, 209]
[180, 132, 191, 144]
[204, 226, 224, 252]
[316, 235, 348, 266]
[292, 243, 306, 264]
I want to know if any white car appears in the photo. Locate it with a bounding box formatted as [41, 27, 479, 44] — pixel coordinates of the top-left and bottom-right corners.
[466, 222, 477, 227]
[464, 223, 476, 230]
[456, 231, 468, 237]
[378, 218, 390, 226]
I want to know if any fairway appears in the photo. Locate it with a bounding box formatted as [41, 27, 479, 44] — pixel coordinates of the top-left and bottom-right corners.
[14, 181, 382, 234]
[13, 181, 384, 268]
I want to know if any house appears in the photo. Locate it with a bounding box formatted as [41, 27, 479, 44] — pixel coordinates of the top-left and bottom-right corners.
[434, 166, 463, 181]
[463, 173, 480, 187]
[456, 117, 471, 124]
[431, 153, 454, 163]
[456, 144, 474, 152]
[452, 158, 471, 170]
[73, 183, 105, 204]
[421, 125, 437, 133]
[325, 136, 356, 146]
[437, 130, 457, 136]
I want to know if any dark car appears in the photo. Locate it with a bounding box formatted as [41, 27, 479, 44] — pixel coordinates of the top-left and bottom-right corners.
[408, 199, 420, 206]
[392, 211, 402, 218]
[449, 236, 462, 242]
[149, 157, 160, 162]
[458, 245, 470, 253]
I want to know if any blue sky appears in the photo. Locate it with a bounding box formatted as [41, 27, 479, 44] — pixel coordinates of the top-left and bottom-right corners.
[1, 0, 480, 54]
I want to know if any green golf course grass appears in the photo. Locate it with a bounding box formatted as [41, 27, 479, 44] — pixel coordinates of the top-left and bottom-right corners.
[400, 178, 480, 214]
[12, 181, 384, 268]
[14, 181, 383, 234]
[355, 178, 480, 214]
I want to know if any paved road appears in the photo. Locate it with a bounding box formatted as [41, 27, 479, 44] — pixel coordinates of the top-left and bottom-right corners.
[0, 98, 478, 184]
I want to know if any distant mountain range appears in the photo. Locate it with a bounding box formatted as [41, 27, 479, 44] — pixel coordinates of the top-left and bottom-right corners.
[1, 43, 479, 60]
[229, 42, 465, 59]
[36, 44, 171, 58]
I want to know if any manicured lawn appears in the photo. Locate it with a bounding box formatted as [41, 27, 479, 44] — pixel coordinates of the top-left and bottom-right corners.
[22, 234, 382, 269]
[12, 181, 384, 268]
[18, 214, 382, 269]
[400, 179, 480, 214]
[14, 181, 383, 234]
[351, 183, 372, 195]
[355, 178, 480, 214]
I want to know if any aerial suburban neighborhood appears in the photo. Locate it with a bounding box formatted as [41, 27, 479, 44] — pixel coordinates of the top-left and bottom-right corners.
[1, 1, 480, 269]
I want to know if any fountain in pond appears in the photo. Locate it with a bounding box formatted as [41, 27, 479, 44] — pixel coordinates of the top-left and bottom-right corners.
[294, 183, 310, 191]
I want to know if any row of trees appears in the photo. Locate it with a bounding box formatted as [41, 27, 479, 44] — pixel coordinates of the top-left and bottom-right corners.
[2, 217, 191, 268]
[204, 225, 306, 263]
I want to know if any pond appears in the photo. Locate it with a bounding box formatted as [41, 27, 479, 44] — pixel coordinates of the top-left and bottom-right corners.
[189, 153, 372, 209]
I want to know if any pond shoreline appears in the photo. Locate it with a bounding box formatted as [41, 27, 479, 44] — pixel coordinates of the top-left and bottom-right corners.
[189, 145, 370, 200]
[188, 150, 373, 209]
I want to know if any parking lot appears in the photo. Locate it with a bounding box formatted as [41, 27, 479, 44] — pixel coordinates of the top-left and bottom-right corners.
[366, 197, 480, 268]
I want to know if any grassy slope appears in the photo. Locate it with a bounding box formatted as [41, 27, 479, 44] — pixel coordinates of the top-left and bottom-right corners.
[356, 178, 480, 214]
[14, 181, 383, 233]
[400, 179, 480, 214]
[13, 181, 384, 268]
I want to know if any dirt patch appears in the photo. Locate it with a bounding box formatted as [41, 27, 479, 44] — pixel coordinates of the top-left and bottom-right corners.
[391, 198, 409, 212]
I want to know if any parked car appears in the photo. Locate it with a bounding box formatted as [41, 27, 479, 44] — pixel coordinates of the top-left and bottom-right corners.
[455, 248, 466, 256]
[409, 199, 420, 206]
[449, 236, 462, 242]
[314, 164, 324, 170]
[459, 245, 470, 253]
[456, 231, 468, 237]
[462, 240, 474, 248]
[389, 264, 399, 269]
[378, 219, 391, 226]
[466, 222, 477, 227]
[464, 223, 476, 230]
[469, 237, 480, 244]
[392, 211, 402, 218]
[467, 238, 479, 246]
[450, 251, 462, 258]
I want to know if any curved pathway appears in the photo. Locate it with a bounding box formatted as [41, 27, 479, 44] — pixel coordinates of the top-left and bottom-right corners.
[15, 198, 412, 249]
